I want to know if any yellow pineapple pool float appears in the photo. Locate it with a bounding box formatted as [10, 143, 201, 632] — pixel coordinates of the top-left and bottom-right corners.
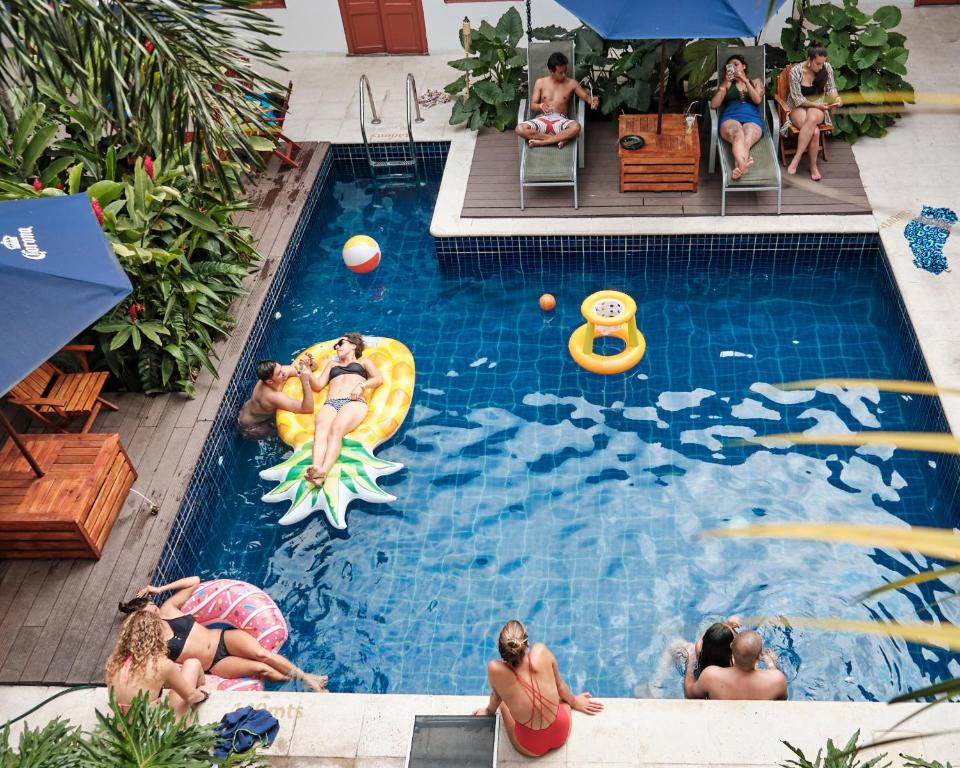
[259, 336, 414, 529]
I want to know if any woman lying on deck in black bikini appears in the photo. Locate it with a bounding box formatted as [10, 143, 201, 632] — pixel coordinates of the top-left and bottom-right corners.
[303, 332, 383, 486]
[119, 576, 328, 692]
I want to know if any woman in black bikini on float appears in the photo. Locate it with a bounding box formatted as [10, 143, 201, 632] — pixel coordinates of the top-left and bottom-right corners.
[119, 576, 328, 692]
[304, 332, 383, 485]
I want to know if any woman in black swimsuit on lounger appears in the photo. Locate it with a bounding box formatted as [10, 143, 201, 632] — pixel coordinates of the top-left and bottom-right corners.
[303, 332, 383, 485]
[119, 576, 328, 692]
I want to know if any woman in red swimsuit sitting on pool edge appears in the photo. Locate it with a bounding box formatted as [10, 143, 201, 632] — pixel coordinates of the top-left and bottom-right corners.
[472, 620, 604, 757]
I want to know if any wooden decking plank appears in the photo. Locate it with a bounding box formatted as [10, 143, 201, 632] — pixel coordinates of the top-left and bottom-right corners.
[0, 626, 42, 682]
[23, 558, 74, 627]
[20, 560, 95, 682]
[0, 562, 30, 626]
[0, 561, 51, 669]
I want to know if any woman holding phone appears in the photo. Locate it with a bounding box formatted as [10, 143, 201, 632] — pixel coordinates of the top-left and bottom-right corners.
[709, 55, 765, 180]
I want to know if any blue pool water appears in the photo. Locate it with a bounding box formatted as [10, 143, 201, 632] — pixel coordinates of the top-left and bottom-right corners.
[185, 157, 960, 702]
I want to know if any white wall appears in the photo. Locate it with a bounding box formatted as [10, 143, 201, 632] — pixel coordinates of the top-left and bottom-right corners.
[260, 0, 581, 54]
[262, 0, 917, 55]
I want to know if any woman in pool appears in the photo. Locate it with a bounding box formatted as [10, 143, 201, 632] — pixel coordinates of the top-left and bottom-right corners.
[472, 620, 603, 758]
[680, 619, 739, 696]
[106, 610, 208, 718]
[304, 332, 383, 485]
[784, 44, 842, 181]
[119, 576, 328, 692]
[709, 54, 765, 180]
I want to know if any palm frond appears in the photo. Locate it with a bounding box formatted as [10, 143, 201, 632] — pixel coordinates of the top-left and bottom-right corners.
[707, 522, 960, 561]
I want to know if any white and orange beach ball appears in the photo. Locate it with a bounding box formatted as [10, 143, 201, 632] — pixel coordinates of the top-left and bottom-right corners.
[342, 235, 381, 273]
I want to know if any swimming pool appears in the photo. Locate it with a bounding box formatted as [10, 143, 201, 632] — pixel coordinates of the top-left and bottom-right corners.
[159, 145, 960, 702]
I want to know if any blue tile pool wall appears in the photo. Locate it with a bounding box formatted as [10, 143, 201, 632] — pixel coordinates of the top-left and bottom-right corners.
[154, 142, 450, 584]
[435, 232, 960, 530]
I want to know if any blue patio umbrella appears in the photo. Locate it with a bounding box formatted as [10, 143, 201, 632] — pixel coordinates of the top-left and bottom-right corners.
[0, 194, 131, 474]
[550, 0, 788, 41]
[549, 0, 789, 130]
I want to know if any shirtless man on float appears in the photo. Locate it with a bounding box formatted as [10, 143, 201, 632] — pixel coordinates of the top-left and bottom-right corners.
[515, 51, 599, 149]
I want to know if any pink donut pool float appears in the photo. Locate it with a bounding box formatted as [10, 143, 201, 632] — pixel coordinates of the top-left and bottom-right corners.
[180, 578, 288, 692]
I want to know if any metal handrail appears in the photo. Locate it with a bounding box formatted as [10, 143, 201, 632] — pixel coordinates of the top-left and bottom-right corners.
[359, 74, 381, 145]
[405, 73, 424, 146]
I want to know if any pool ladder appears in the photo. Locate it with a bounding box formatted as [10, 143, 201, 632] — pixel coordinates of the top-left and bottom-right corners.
[359, 73, 424, 185]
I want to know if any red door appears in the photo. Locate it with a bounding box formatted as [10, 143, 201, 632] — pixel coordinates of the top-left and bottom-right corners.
[338, 0, 427, 54]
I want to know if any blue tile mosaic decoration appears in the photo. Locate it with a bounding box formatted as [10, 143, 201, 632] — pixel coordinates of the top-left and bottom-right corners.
[156, 142, 960, 703]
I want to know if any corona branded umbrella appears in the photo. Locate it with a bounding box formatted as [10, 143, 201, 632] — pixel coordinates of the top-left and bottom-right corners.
[0, 194, 131, 474]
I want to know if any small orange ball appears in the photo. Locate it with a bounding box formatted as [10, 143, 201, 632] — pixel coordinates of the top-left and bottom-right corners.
[539, 293, 557, 311]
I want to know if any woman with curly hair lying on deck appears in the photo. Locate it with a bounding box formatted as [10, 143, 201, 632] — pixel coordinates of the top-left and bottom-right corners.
[106, 609, 208, 718]
[119, 576, 328, 692]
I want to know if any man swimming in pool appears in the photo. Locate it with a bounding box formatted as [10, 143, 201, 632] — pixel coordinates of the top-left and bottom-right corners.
[237, 357, 316, 440]
[515, 51, 599, 149]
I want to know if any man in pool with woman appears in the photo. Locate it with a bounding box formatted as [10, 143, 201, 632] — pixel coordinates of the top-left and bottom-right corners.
[237, 333, 382, 486]
[680, 617, 788, 701]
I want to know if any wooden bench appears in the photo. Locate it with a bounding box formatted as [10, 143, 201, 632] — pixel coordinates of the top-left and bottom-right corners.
[0, 432, 136, 559]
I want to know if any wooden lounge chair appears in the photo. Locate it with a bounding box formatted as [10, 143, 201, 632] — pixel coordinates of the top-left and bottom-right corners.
[774, 63, 831, 167]
[261, 81, 301, 169]
[708, 44, 781, 216]
[6, 346, 118, 433]
[517, 40, 585, 210]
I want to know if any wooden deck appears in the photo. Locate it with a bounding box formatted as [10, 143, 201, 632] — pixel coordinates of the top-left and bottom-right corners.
[0, 144, 327, 684]
[463, 122, 871, 218]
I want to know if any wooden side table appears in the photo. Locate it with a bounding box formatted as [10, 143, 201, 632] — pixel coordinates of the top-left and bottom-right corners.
[619, 114, 700, 192]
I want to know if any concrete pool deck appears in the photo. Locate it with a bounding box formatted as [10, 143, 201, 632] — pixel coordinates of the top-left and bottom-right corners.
[2, 686, 959, 767]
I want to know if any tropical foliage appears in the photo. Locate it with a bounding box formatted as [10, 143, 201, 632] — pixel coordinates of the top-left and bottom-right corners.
[444, 11, 738, 129]
[781, 730, 889, 768]
[0, 718, 83, 768]
[779, 0, 912, 142]
[0, 0, 284, 189]
[0, 0, 278, 394]
[445, 8, 527, 131]
[0, 694, 268, 767]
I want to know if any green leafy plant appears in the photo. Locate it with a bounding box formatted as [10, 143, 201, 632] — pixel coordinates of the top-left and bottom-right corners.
[0, 103, 69, 188]
[570, 27, 672, 116]
[781, 731, 889, 768]
[675, 38, 742, 99]
[901, 758, 954, 768]
[90, 157, 257, 395]
[0, 152, 257, 395]
[80, 692, 268, 767]
[0, 0, 284, 191]
[445, 7, 527, 131]
[0, 718, 84, 767]
[779, 0, 912, 142]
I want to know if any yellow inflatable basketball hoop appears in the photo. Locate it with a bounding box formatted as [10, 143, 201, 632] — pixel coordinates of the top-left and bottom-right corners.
[568, 290, 646, 375]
